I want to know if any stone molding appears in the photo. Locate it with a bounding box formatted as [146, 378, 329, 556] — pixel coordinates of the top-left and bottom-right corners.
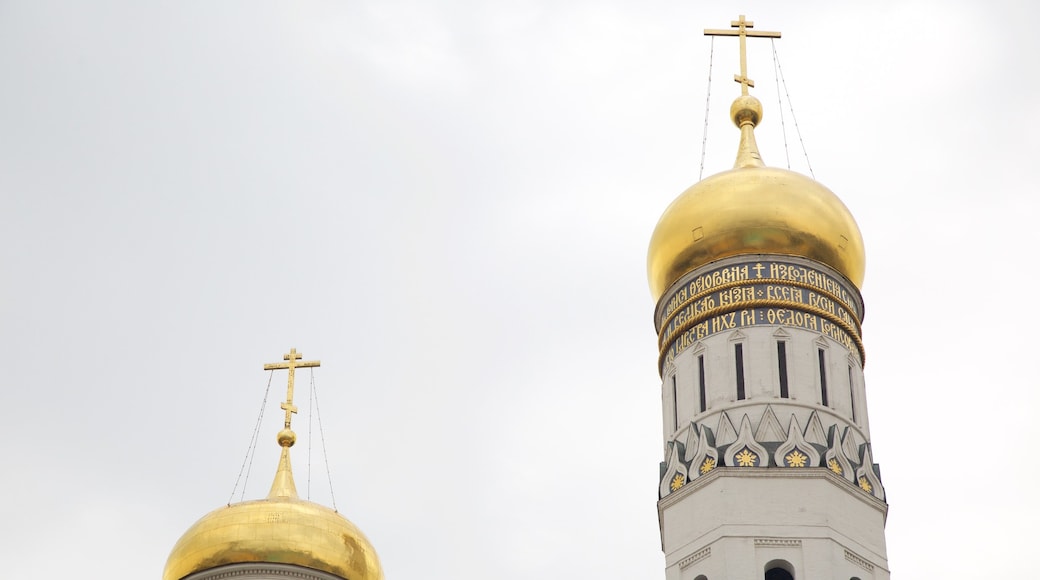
[845, 549, 875, 572]
[184, 563, 345, 580]
[658, 466, 889, 514]
[660, 408, 884, 501]
[754, 538, 802, 548]
[678, 547, 711, 569]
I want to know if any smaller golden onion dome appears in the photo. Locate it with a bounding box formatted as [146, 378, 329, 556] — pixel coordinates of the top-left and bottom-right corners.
[647, 95, 865, 301]
[163, 495, 383, 580]
[164, 402, 384, 580]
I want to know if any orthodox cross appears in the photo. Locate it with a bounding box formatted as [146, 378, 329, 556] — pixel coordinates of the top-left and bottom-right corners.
[264, 348, 321, 430]
[704, 15, 781, 96]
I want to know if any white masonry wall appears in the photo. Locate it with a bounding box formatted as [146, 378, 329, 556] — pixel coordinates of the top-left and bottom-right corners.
[654, 255, 889, 580]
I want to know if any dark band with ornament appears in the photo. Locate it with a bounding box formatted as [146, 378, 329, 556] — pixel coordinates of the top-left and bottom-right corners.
[656, 257, 865, 375]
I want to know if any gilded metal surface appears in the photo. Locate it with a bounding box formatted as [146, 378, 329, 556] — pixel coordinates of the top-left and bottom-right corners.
[647, 166, 866, 302]
[699, 457, 716, 474]
[735, 449, 758, 467]
[704, 15, 781, 96]
[164, 349, 383, 580]
[649, 15, 864, 302]
[263, 348, 320, 430]
[163, 497, 384, 580]
[785, 450, 808, 468]
[828, 458, 843, 475]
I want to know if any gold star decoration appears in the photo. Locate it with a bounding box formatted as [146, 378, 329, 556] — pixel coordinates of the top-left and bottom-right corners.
[858, 476, 872, 493]
[827, 458, 843, 475]
[735, 448, 758, 467]
[700, 457, 717, 474]
[785, 450, 808, 468]
[670, 473, 686, 491]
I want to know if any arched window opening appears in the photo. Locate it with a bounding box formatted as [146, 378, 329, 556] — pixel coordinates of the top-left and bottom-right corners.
[698, 354, 707, 412]
[672, 374, 679, 432]
[777, 341, 789, 398]
[848, 364, 857, 422]
[694, 576, 708, 580]
[817, 347, 829, 406]
[735, 343, 746, 400]
[765, 568, 793, 580]
[764, 559, 795, 580]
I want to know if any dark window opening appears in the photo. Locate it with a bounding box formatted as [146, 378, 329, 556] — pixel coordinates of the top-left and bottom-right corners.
[818, 348, 829, 407]
[777, 341, 789, 398]
[735, 343, 746, 400]
[848, 365, 857, 422]
[698, 354, 707, 413]
[765, 569, 794, 580]
[671, 374, 679, 432]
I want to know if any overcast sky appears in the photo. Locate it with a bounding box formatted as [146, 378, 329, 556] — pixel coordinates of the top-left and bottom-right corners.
[2, 1, 1038, 579]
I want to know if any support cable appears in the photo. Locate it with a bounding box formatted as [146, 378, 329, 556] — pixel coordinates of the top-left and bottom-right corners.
[698, 37, 715, 181]
[771, 39, 791, 169]
[771, 40, 815, 179]
[307, 366, 314, 500]
[310, 369, 339, 512]
[229, 370, 275, 505]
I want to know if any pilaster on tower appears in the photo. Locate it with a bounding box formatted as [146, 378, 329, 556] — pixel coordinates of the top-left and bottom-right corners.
[646, 17, 889, 580]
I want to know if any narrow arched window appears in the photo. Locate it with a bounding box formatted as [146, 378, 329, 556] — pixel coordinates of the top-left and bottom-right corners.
[672, 374, 679, 432]
[698, 354, 707, 412]
[777, 341, 789, 398]
[848, 364, 857, 422]
[735, 343, 746, 400]
[817, 347, 829, 406]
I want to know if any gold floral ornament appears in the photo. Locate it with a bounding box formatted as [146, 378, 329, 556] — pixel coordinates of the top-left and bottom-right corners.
[735, 448, 758, 467]
[827, 458, 842, 475]
[858, 477, 872, 493]
[700, 457, 717, 474]
[670, 473, 686, 491]
[785, 450, 808, 468]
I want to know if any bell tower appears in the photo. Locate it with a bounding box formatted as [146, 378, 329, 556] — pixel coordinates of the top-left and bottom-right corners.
[646, 17, 889, 580]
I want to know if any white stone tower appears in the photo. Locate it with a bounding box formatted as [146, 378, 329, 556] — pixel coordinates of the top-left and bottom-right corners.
[646, 17, 889, 580]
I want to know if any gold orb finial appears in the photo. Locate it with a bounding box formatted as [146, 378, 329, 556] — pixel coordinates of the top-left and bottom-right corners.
[277, 428, 296, 447]
[730, 95, 762, 128]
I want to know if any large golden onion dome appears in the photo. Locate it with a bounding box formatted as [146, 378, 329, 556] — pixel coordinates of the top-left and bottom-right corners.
[647, 95, 865, 301]
[164, 350, 384, 580]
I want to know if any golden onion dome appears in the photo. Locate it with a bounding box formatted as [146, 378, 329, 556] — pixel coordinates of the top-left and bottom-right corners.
[164, 362, 384, 580]
[163, 495, 383, 580]
[647, 95, 865, 301]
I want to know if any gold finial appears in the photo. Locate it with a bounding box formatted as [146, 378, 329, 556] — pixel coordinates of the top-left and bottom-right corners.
[704, 15, 781, 96]
[263, 347, 321, 435]
[263, 348, 320, 498]
[705, 16, 780, 168]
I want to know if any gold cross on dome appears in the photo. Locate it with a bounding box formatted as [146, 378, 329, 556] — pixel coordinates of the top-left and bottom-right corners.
[264, 348, 321, 430]
[704, 15, 781, 96]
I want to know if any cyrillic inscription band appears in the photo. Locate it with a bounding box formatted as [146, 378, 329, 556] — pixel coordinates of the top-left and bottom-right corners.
[659, 282, 860, 346]
[661, 259, 861, 322]
[656, 257, 865, 375]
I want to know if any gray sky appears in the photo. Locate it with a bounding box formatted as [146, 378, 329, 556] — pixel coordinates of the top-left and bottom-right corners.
[2, 1, 1037, 578]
